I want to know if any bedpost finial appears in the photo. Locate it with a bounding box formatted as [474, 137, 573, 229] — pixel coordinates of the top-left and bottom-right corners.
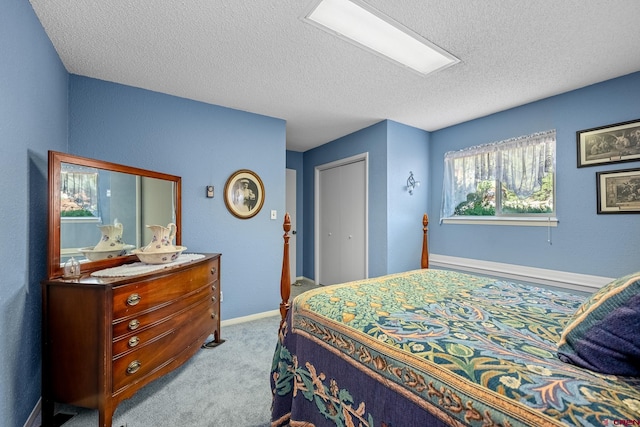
[281, 212, 292, 320]
[421, 214, 429, 269]
[283, 212, 291, 233]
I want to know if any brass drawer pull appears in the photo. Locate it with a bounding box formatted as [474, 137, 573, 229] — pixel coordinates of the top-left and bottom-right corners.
[211, 296, 217, 303]
[126, 293, 141, 306]
[127, 360, 141, 374]
[128, 319, 140, 331]
[128, 336, 140, 348]
[210, 267, 217, 275]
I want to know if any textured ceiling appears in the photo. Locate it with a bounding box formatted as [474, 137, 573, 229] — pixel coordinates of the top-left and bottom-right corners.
[29, 0, 640, 152]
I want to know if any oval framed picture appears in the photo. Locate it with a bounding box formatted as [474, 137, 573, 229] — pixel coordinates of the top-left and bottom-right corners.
[224, 169, 265, 219]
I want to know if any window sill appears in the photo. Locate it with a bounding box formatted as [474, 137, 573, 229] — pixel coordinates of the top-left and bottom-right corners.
[61, 216, 101, 223]
[441, 216, 558, 227]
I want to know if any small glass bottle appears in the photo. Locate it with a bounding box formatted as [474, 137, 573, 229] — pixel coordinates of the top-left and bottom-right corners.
[63, 257, 81, 279]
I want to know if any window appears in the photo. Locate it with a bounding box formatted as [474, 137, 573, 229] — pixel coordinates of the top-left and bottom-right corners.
[60, 167, 100, 218]
[441, 130, 556, 225]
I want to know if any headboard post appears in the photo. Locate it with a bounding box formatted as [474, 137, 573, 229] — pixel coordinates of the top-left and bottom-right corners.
[280, 213, 291, 321]
[421, 213, 429, 269]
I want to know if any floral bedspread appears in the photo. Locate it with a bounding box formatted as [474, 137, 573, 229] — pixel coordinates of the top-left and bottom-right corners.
[271, 269, 640, 427]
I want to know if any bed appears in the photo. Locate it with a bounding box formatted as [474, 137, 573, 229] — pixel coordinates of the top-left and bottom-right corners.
[271, 214, 640, 426]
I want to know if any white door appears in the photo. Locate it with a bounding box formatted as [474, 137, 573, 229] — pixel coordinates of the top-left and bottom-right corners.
[319, 164, 342, 286]
[286, 169, 297, 284]
[340, 160, 366, 282]
[317, 156, 367, 286]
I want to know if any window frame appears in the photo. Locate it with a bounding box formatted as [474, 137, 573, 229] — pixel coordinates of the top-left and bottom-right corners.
[441, 130, 557, 227]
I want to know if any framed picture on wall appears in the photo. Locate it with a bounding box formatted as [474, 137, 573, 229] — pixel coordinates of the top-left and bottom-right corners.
[577, 118, 640, 167]
[596, 168, 640, 214]
[224, 169, 265, 219]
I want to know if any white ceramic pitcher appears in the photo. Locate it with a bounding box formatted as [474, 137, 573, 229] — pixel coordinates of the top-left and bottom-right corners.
[94, 222, 124, 251]
[143, 223, 177, 252]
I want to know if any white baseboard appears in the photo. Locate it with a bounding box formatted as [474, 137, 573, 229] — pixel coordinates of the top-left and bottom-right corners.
[220, 277, 318, 326]
[430, 253, 613, 293]
[220, 309, 280, 327]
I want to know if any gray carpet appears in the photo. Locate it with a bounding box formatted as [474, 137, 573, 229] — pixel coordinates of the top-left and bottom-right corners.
[52, 314, 282, 427]
[290, 279, 321, 299]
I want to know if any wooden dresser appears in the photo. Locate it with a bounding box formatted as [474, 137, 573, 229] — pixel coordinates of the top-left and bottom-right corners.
[41, 253, 221, 427]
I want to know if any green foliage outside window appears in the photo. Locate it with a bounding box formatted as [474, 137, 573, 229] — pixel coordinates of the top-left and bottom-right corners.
[454, 181, 496, 216]
[454, 174, 553, 216]
[61, 209, 96, 217]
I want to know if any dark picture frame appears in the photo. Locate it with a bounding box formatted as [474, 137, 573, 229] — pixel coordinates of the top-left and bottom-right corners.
[577, 118, 640, 167]
[224, 169, 265, 219]
[596, 168, 640, 214]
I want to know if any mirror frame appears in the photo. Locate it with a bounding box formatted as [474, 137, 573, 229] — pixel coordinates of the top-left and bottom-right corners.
[47, 150, 182, 278]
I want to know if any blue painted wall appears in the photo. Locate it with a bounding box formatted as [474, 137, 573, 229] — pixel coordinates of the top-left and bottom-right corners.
[2, 3, 639, 425]
[386, 121, 430, 273]
[0, 1, 69, 426]
[69, 76, 287, 320]
[428, 72, 640, 278]
[302, 122, 387, 280]
[300, 121, 430, 280]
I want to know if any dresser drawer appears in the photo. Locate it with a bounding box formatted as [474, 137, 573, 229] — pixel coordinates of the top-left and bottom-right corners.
[112, 281, 216, 340]
[112, 259, 218, 319]
[112, 299, 215, 392]
[112, 285, 216, 356]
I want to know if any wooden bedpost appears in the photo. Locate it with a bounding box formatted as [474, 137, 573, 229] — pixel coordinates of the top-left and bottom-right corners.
[421, 213, 429, 269]
[280, 213, 291, 321]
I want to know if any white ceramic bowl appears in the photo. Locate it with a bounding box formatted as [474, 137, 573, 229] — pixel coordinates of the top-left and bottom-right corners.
[132, 246, 187, 264]
[79, 244, 135, 261]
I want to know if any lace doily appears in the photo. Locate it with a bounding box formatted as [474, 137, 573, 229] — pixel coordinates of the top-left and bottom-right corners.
[91, 253, 206, 278]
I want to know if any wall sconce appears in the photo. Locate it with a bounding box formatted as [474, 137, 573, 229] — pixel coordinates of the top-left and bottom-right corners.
[406, 171, 420, 195]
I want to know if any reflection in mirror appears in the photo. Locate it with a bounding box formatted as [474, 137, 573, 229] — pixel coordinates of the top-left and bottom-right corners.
[48, 151, 181, 278]
[60, 165, 138, 263]
[140, 177, 176, 246]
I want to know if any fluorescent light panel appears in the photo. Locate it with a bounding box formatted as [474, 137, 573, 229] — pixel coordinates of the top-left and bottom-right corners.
[304, 0, 458, 75]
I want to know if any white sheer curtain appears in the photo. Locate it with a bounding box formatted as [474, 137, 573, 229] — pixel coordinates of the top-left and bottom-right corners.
[441, 130, 555, 220]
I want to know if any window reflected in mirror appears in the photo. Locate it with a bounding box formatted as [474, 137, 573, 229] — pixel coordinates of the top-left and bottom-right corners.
[60, 164, 139, 264]
[60, 167, 99, 218]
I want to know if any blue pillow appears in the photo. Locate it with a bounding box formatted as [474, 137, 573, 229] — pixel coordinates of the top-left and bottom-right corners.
[557, 271, 640, 376]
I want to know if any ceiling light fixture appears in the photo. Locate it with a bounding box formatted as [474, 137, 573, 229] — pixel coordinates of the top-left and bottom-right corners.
[303, 0, 459, 75]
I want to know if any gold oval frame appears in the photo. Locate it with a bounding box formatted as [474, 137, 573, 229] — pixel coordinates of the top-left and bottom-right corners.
[224, 169, 265, 219]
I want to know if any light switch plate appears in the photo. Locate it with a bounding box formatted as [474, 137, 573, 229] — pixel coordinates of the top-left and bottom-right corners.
[270, 210, 277, 220]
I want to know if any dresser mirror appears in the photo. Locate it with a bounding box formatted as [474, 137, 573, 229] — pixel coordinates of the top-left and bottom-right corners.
[47, 150, 182, 278]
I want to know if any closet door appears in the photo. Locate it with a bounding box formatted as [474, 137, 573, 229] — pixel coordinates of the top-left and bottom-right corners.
[340, 159, 366, 282]
[319, 164, 343, 286]
[318, 159, 366, 285]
